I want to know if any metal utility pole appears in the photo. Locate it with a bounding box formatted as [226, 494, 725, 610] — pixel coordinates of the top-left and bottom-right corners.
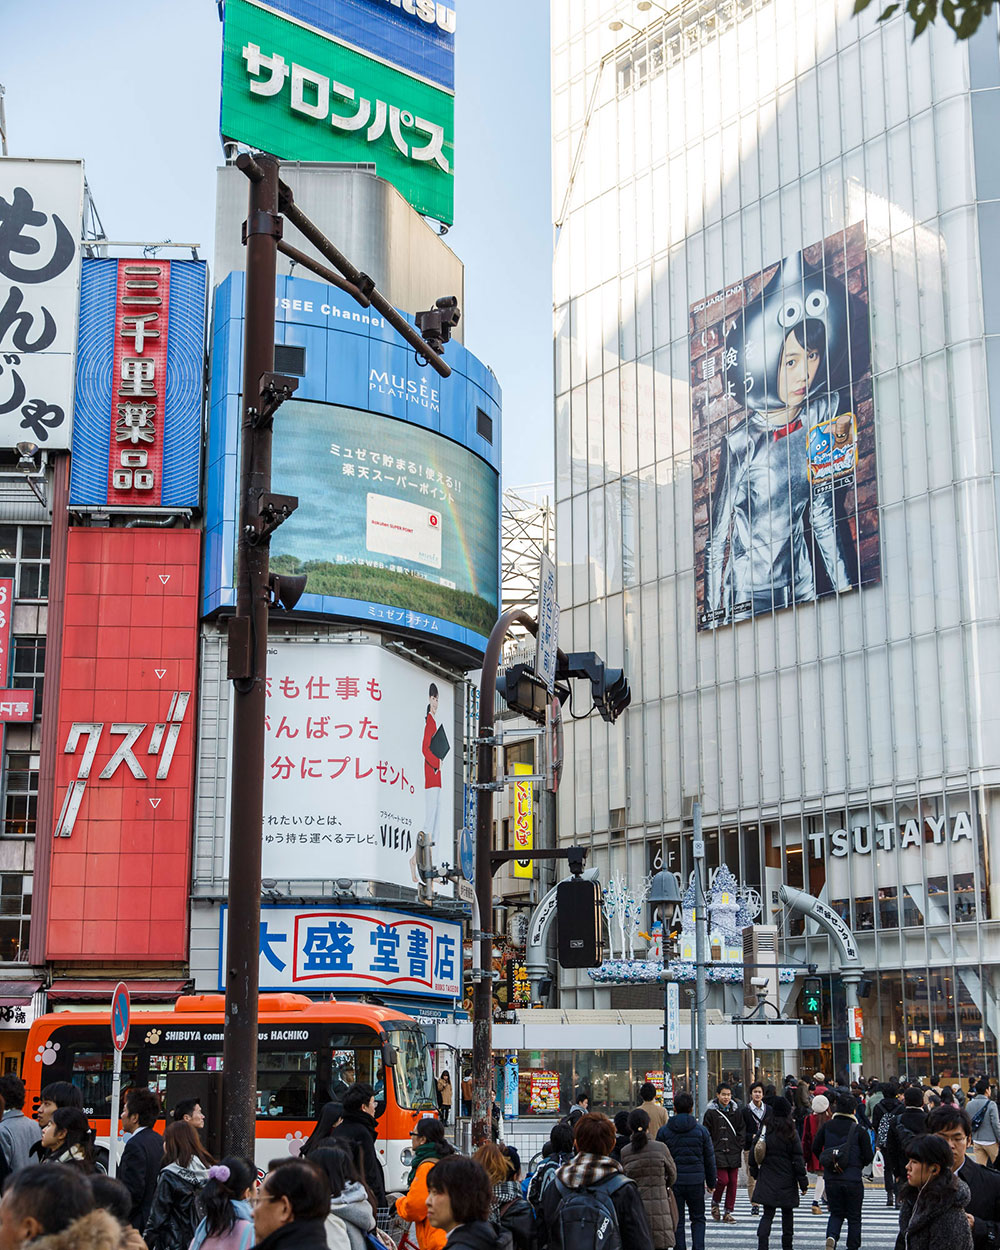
[218, 153, 452, 1157]
[221, 151, 282, 1158]
[472, 607, 537, 1148]
[692, 800, 709, 1113]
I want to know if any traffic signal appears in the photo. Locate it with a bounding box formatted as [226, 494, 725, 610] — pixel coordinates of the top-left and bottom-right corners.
[803, 976, 822, 1015]
[496, 663, 548, 723]
[556, 876, 604, 968]
[558, 653, 632, 724]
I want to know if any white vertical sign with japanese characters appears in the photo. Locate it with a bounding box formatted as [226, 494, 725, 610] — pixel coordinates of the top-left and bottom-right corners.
[261, 641, 455, 889]
[220, 904, 462, 999]
[535, 551, 559, 694]
[0, 159, 83, 448]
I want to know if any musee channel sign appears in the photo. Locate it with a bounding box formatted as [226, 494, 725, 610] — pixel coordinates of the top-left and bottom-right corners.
[221, 0, 455, 224]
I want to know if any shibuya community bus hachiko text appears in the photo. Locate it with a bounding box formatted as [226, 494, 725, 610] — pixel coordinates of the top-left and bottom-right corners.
[692, 223, 880, 630]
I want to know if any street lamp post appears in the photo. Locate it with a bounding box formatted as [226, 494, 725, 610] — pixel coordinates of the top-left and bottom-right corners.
[649, 868, 681, 1105]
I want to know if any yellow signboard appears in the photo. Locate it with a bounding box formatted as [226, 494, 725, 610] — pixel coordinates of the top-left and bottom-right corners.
[512, 761, 534, 878]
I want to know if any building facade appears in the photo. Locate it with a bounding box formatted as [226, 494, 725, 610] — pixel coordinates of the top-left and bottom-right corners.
[552, 0, 1000, 1081]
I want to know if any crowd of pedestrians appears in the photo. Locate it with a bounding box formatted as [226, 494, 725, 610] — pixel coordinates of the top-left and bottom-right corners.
[0, 1071, 999, 1250]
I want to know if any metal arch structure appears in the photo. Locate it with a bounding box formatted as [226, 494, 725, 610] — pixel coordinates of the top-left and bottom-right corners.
[779, 883, 865, 1082]
[501, 488, 553, 619]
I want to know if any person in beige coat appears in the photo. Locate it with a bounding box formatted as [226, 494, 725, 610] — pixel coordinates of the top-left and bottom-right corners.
[638, 1083, 670, 1135]
[621, 1108, 678, 1250]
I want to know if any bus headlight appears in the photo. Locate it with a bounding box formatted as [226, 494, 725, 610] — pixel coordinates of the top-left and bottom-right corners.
[400, 1146, 414, 1167]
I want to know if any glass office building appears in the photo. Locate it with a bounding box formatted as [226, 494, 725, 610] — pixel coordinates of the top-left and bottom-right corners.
[551, 0, 1000, 1081]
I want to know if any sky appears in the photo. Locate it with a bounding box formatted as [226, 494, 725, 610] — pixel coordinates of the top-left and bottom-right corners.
[1, 0, 554, 491]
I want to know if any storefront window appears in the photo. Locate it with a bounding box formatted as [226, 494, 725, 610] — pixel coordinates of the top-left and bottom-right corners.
[877, 887, 899, 929]
[952, 873, 977, 922]
[926, 876, 950, 924]
[855, 896, 875, 930]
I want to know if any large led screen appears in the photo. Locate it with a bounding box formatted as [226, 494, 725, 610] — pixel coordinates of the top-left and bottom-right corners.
[271, 400, 499, 642]
[691, 223, 880, 630]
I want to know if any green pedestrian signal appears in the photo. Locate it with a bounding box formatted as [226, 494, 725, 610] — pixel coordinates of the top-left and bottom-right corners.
[803, 976, 822, 1015]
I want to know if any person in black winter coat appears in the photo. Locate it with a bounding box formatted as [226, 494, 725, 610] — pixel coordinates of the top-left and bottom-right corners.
[874, 1085, 905, 1207]
[657, 1092, 716, 1250]
[426, 1154, 514, 1249]
[812, 1093, 874, 1250]
[329, 1084, 386, 1209]
[539, 1113, 653, 1250]
[748, 1097, 807, 1250]
[895, 1134, 973, 1250]
[926, 1104, 1000, 1250]
[144, 1121, 214, 1250]
[703, 1084, 744, 1223]
[253, 1158, 333, 1250]
[118, 1087, 165, 1231]
[887, 1088, 928, 1185]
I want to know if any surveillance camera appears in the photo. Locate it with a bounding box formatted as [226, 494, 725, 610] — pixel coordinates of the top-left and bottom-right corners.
[415, 296, 462, 359]
[749, 975, 769, 987]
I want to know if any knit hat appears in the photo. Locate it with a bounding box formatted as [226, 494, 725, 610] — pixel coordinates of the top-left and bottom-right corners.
[771, 1096, 792, 1119]
[811, 1094, 830, 1114]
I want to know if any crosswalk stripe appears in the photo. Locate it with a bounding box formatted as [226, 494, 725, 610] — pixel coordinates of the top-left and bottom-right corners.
[696, 1186, 902, 1249]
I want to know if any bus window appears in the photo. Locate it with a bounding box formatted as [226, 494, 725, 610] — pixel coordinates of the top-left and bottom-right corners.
[71, 1049, 140, 1119]
[385, 1026, 436, 1112]
[148, 1050, 222, 1105]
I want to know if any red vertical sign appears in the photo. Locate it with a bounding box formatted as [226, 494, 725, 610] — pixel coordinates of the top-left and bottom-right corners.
[0, 579, 13, 684]
[46, 529, 199, 961]
[107, 260, 170, 506]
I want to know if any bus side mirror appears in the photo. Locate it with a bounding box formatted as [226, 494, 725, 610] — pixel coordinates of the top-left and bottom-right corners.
[384, 1044, 398, 1065]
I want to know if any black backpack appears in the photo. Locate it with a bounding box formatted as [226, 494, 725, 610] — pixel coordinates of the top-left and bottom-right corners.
[494, 1195, 538, 1250]
[820, 1123, 858, 1175]
[552, 1174, 630, 1250]
[971, 1102, 991, 1132]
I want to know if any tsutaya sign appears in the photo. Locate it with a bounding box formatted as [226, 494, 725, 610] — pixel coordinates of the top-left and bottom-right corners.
[808, 810, 975, 858]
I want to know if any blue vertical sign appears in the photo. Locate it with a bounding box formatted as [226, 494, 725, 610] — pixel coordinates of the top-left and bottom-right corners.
[667, 981, 680, 1054]
[503, 1053, 519, 1119]
[460, 783, 475, 882]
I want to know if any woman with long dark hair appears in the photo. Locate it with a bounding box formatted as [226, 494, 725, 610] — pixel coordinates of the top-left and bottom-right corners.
[309, 1146, 377, 1250]
[144, 1120, 215, 1250]
[299, 1101, 344, 1157]
[40, 1107, 98, 1172]
[620, 1108, 678, 1249]
[748, 1097, 807, 1250]
[897, 1134, 973, 1250]
[396, 1118, 455, 1250]
[188, 1157, 255, 1250]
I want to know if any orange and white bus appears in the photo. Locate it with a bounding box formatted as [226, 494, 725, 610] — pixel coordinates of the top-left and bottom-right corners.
[24, 992, 438, 1191]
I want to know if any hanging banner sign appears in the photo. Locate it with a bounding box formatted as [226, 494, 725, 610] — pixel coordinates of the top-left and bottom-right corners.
[512, 761, 533, 878]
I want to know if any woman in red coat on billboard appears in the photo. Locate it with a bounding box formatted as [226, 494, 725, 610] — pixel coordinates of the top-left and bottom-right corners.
[422, 683, 443, 848]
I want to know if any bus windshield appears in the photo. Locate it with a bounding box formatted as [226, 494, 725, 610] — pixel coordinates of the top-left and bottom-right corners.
[386, 1025, 436, 1111]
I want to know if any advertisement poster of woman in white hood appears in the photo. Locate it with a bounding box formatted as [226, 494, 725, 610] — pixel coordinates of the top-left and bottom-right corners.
[692, 224, 880, 629]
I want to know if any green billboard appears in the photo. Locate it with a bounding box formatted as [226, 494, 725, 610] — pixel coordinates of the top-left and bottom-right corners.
[221, 0, 455, 225]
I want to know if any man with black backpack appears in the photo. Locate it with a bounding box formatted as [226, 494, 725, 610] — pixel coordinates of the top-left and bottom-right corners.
[811, 1091, 874, 1250]
[873, 1082, 905, 1207]
[539, 1112, 653, 1250]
